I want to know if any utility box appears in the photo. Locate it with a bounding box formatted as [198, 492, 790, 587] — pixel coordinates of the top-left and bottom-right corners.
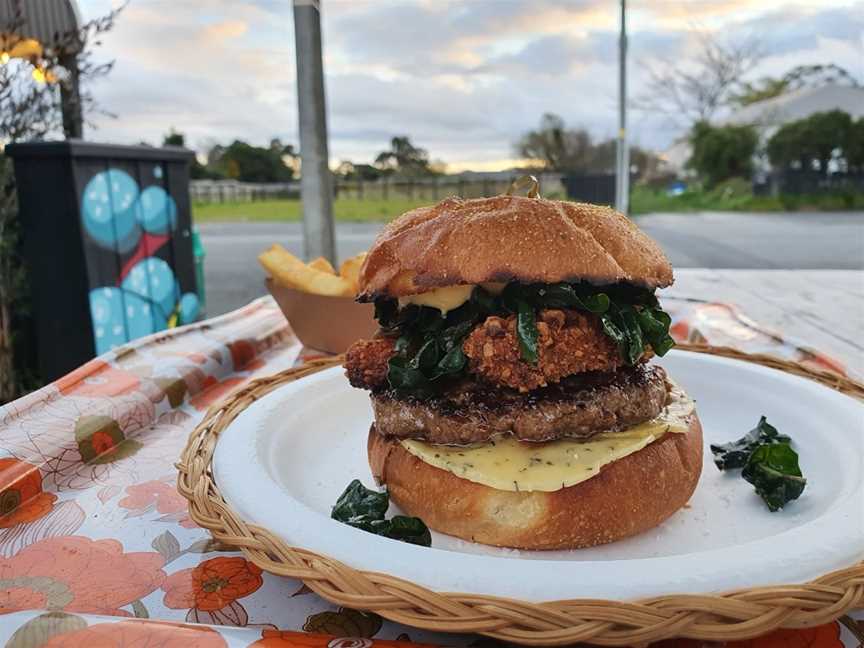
[7, 141, 200, 382]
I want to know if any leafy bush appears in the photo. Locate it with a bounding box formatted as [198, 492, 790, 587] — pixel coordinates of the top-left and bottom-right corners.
[767, 110, 857, 174]
[688, 121, 759, 187]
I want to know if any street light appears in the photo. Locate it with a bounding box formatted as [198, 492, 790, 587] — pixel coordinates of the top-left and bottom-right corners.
[614, 0, 629, 216]
[0, 0, 84, 138]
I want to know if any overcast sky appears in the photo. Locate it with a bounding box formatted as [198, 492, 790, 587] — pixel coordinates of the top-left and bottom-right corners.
[78, 0, 864, 172]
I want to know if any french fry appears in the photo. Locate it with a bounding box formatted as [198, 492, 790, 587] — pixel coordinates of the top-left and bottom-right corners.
[258, 244, 354, 297]
[308, 256, 336, 274]
[339, 252, 367, 292]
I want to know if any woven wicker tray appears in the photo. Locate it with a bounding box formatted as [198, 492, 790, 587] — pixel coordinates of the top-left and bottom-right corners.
[177, 344, 864, 646]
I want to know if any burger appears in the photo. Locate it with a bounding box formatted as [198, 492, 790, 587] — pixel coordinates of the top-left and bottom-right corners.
[344, 193, 703, 550]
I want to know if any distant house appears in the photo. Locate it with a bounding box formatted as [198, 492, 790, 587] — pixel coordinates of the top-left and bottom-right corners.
[659, 84, 864, 175]
[723, 83, 864, 134]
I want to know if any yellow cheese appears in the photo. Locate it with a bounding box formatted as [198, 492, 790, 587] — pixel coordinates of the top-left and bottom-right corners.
[399, 283, 507, 314]
[401, 386, 694, 492]
[399, 285, 474, 314]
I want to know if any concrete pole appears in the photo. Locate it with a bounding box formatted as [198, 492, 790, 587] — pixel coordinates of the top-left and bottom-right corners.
[293, 0, 336, 263]
[614, 0, 630, 215]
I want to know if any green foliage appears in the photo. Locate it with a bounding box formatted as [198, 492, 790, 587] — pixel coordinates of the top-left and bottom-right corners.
[630, 183, 862, 214]
[374, 136, 437, 177]
[516, 113, 661, 175]
[767, 110, 859, 175]
[848, 119, 864, 171]
[211, 139, 296, 182]
[731, 64, 860, 107]
[688, 121, 759, 187]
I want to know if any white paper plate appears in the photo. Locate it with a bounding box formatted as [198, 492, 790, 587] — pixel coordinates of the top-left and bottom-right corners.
[213, 350, 864, 601]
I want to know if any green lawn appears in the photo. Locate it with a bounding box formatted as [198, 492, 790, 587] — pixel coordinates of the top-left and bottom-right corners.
[193, 189, 863, 224]
[193, 197, 431, 223]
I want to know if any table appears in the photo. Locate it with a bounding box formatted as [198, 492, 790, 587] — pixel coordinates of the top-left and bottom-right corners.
[0, 269, 861, 648]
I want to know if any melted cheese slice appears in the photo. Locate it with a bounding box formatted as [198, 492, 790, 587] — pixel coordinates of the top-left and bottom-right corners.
[401, 386, 695, 492]
[398, 283, 506, 314]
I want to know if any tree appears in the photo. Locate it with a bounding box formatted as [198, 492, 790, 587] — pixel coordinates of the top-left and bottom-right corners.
[516, 113, 592, 171]
[688, 121, 758, 186]
[638, 32, 763, 127]
[0, 1, 123, 403]
[162, 130, 219, 180]
[767, 110, 855, 175]
[731, 64, 860, 107]
[163, 129, 185, 147]
[374, 136, 434, 176]
[336, 161, 385, 181]
[848, 118, 864, 173]
[516, 114, 662, 175]
[214, 140, 295, 182]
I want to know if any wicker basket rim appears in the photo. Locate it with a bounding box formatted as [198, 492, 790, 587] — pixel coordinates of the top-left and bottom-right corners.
[176, 343, 864, 646]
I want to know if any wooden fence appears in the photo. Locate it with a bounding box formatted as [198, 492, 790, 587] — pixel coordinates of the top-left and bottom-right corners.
[190, 174, 566, 204]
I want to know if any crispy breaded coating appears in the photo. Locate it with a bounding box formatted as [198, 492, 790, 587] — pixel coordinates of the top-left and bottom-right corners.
[462, 309, 623, 392]
[345, 337, 396, 389]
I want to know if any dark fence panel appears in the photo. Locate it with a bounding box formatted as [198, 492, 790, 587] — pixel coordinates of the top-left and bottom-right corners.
[772, 171, 864, 195]
[561, 174, 617, 206]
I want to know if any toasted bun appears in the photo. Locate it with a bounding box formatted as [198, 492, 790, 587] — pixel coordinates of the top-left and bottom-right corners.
[368, 413, 703, 550]
[358, 196, 673, 300]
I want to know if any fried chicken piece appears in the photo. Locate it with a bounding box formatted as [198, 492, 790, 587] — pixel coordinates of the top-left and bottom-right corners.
[345, 337, 396, 389]
[462, 309, 623, 392]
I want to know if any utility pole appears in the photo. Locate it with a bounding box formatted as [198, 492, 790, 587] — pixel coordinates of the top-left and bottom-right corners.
[293, 0, 336, 263]
[614, 0, 630, 215]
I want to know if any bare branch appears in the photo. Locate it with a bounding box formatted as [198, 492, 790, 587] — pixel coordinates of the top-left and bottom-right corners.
[635, 30, 764, 129]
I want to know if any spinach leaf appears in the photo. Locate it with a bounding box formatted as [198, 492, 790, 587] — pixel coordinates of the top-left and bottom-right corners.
[742, 444, 806, 512]
[711, 416, 792, 470]
[711, 417, 806, 511]
[331, 480, 432, 547]
[516, 300, 539, 364]
[376, 280, 675, 398]
[331, 479, 389, 524]
[382, 515, 433, 546]
[637, 307, 675, 357]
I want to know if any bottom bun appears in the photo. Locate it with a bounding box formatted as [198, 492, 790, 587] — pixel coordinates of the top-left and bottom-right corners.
[368, 413, 703, 550]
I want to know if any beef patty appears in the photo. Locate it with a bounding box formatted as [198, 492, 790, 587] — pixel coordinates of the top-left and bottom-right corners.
[371, 364, 669, 445]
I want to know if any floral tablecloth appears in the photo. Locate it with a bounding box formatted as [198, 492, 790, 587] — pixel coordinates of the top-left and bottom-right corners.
[0, 296, 861, 648]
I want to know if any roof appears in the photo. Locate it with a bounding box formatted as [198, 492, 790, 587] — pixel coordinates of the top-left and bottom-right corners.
[723, 83, 864, 128]
[0, 0, 81, 49]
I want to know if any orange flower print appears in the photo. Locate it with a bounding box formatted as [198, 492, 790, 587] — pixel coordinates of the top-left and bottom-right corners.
[0, 536, 165, 615]
[251, 629, 439, 648]
[74, 415, 142, 464]
[0, 458, 56, 528]
[669, 320, 690, 343]
[189, 376, 248, 411]
[55, 359, 140, 398]
[724, 623, 843, 648]
[119, 479, 196, 528]
[162, 556, 263, 611]
[229, 340, 257, 370]
[41, 619, 228, 648]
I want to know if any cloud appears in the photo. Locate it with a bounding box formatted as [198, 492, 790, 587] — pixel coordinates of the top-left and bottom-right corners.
[202, 20, 249, 41]
[77, 0, 864, 167]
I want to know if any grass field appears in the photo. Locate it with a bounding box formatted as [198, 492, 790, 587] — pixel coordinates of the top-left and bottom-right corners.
[193, 197, 431, 223]
[193, 188, 863, 223]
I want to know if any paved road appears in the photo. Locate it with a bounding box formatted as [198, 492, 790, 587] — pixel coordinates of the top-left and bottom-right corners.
[198, 211, 864, 317]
